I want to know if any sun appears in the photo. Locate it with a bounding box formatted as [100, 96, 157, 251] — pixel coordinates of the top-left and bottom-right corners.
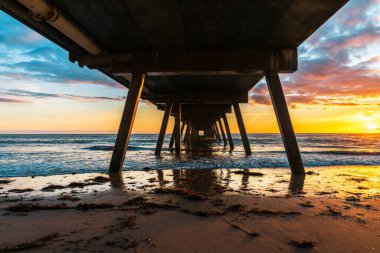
[365, 123, 378, 132]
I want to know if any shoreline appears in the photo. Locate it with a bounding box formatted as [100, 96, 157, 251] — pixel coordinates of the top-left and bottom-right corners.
[0, 166, 379, 252]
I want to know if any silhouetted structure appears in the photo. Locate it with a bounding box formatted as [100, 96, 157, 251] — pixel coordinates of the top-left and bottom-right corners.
[1, 0, 348, 175]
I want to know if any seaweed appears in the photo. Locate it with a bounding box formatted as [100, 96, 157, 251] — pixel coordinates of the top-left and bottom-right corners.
[122, 196, 148, 205]
[224, 204, 246, 213]
[6, 203, 70, 212]
[320, 206, 342, 216]
[0, 180, 12, 185]
[92, 176, 110, 183]
[290, 239, 316, 248]
[57, 195, 80, 201]
[298, 201, 314, 208]
[0, 233, 59, 253]
[154, 187, 207, 201]
[192, 210, 223, 217]
[67, 182, 97, 188]
[41, 185, 66, 192]
[8, 188, 33, 193]
[233, 171, 264, 177]
[250, 208, 301, 216]
[348, 177, 367, 183]
[76, 203, 114, 211]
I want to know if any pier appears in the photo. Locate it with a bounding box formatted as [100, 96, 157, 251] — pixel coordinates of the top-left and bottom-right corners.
[0, 0, 348, 176]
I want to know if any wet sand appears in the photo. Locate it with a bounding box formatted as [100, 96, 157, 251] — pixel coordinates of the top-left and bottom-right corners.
[0, 166, 379, 252]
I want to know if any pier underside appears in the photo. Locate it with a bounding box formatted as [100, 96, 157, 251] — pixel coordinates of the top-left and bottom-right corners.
[1, 0, 349, 176]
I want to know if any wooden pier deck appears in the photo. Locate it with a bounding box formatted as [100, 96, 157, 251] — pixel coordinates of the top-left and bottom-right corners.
[0, 0, 348, 175]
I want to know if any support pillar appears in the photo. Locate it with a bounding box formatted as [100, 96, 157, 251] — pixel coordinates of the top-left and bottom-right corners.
[265, 72, 305, 175]
[222, 113, 234, 150]
[169, 124, 175, 150]
[180, 119, 186, 142]
[214, 122, 221, 142]
[155, 103, 172, 156]
[233, 103, 251, 155]
[218, 118, 227, 146]
[174, 103, 182, 155]
[109, 73, 145, 173]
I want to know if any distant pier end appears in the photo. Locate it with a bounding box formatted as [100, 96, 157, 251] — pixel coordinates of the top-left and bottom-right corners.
[1, 0, 349, 175]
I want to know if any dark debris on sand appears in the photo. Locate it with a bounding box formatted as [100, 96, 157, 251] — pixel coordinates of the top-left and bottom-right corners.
[6, 203, 70, 212]
[91, 176, 110, 183]
[0, 233, 59, 253]
[67, 182, 98, 188]
[57, 195, 80, 201]
[122, 196, 149, 205]
[154, 187, 207, 201]
[233, 171, 264, 177]
[76, 203, 114, 211]
[41, 184, 66, 192]
[289, 239, 316, 248]
[0, 180, 12, 185]
[224, 204, 246, 213]
[320, 206, 342, 216]
[250, 208, 302, 216]
[230, 223, 259, 237]
[298, 201, 314, 208]
[8, 188, 33, 193]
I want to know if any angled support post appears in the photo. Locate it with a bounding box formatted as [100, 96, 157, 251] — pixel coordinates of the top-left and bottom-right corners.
[109, 73, 145, 174]
[265, 72, 305, 175]
[218, 118, 227, 146]
[174, 103, 182, 155]
[155, 103, 172, 156]
[222, 113, 234, 150]
[180, 119, 186, 142]
[214, 122, 221, 142]
[233, 103, 251, 155]
[169, 123, 175, 150]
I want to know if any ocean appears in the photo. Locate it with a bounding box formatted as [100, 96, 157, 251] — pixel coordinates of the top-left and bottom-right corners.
[0, 134, 379, 177]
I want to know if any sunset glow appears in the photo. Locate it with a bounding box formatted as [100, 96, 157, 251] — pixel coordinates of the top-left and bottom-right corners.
[0, 0, 379, 134]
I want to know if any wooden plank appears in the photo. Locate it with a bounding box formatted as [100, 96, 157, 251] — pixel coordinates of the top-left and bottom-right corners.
[233, 103, 251, 155]
[109, 73, 145, 173]
[146, 92, 248, 104]
[155, 103, 172, 156]
[218, 118, 227, 146]
[71, 49, 298, 74]
[265, 72, 305, 175]
[222, 113, 234, 150]
[175, 104, 182, 155]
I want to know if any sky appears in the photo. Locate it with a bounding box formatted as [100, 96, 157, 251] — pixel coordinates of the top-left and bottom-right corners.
[0, 0, 379, 134]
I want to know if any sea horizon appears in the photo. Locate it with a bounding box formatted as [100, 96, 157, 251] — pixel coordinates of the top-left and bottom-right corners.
[1, 133, 379, 178]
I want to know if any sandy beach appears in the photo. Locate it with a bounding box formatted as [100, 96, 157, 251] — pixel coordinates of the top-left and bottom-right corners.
[0, 166, 379, 252]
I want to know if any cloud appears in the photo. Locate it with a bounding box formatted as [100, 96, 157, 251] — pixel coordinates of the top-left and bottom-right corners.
[250, 0, 380, 108]
[0, 89, 125, 103]
[0, 97, 28, 103]
[0, 12, 120, 88]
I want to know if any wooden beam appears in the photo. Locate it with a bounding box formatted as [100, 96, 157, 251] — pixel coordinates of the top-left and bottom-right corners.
[71, 49, 297, 74]
[169, 124, 175, 150]
[146, 92, 247, 104]
[233, 103, 251, 155]
[222, 113, 234, 150]
[180, 118, 186, 141]
[174, 103, 181, 155]
[265, 72, 305, 175]
[218, 118, 227, 146]
[155, 103, 172, 156]
[109, 73, 145, 173]
[214, 122, 221, 142]
[163, 104, 232, 114]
